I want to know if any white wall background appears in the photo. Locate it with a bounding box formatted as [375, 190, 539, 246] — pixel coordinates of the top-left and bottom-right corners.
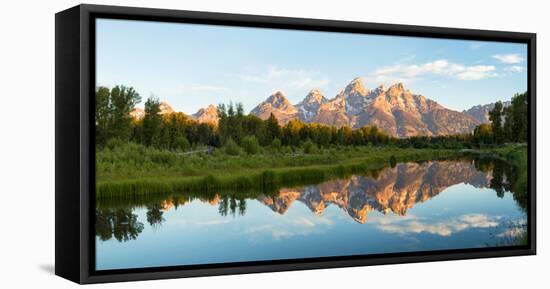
[0, 0, 546, 287]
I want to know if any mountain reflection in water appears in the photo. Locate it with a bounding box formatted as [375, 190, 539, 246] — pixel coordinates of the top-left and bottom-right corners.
[260, 161, 492, 223]
[96, 158, 525, 243]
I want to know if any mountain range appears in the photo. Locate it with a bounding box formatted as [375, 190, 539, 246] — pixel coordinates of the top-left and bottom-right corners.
[130, 101, 174, 120]
[462, 101, 511, 123]
[131, 77, 507, 138]
[250, 78, 482, 137]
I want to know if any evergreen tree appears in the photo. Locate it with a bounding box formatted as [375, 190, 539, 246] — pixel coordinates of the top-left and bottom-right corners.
[503, 106, 514, 141]
[318, 125, 332, 147]
[158, 125, 171, 149]
[167, 114, 183, 150]
[197, 123, 214, 146]
[242, 115, 264, 141]
[489, 101, 504, 144]
[265, 113, 281, 144]
[142, 97, 162, 147]
[241, 135, 260, 154]
[217, 103, 229, 143]
[236, 102, 244, 117]
[509, 92, 528, 142]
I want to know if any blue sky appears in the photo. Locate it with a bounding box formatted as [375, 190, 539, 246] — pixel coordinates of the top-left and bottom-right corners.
[96, 19, 527, 114]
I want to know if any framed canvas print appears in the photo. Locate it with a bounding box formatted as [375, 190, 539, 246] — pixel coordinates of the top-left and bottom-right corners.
[55, 4, 536, 284]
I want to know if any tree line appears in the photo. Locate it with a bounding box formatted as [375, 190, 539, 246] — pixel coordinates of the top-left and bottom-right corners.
[96, 85, 528, 152]
[488, 92, 528, 143]
[217, 102, 393, 151]
[469, 92, 528, 145]
[96, 85, 217, 150]
[95, 85, 393, 153]
[398, 92, 528, 149]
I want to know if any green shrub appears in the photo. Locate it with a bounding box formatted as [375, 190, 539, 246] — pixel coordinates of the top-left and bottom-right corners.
[302, 139, 319, 154]
[223, 138, 241, 156]
[150, 150, 175, 166]
[270, 138, 282, 152]
[105, 138, 125, 150]
[281, 146, 293, 154]
[241, 136, 260, 155]
[173, 136, 190, 151]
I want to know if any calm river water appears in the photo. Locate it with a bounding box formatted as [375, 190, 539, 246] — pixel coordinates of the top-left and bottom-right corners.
[95, 159, 527, 270]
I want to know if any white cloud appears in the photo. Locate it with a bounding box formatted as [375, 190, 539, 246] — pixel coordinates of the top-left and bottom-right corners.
[244, 212, 334, 242]
[375, 213, 500, 237]
[456, 66, 498, 80]
[370, 59, 498, 83]
[239, 66, 329, 90]
[504, 65, 524, 73]
[496, 226, 525, 239]
[493, 54, 525, 64]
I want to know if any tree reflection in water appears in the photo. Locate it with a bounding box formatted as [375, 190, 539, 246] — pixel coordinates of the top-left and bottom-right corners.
[218, 196, 247, 217]
[95, 208, 144, 242]
[146, 204, 165, 228]
[474, 158, 526, 211]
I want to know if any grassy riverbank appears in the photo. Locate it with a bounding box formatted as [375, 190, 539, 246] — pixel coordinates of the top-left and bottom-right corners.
[96, 141, 527, 199]
[96, 142, 466, 199]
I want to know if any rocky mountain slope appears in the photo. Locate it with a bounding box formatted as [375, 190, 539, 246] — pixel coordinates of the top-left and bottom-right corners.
[463, 101, 511, 123]
[130, 101, 220, 126]
[250, 78, 480, 137]
[192, 104, 219, 126]
[130, 101, 175, 120]
[249, 91, 299, 124]
[130, 77, 488, 137]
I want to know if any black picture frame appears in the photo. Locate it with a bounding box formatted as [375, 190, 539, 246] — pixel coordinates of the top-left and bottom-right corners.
[55, 4, 537, 284]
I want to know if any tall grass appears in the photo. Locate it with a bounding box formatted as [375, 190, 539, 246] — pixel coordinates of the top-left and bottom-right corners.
[96, 142, 464, 199]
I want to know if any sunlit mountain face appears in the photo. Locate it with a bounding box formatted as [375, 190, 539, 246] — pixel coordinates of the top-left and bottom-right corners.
[246, 78, 481, 137]
[129, 78, 488, 138]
